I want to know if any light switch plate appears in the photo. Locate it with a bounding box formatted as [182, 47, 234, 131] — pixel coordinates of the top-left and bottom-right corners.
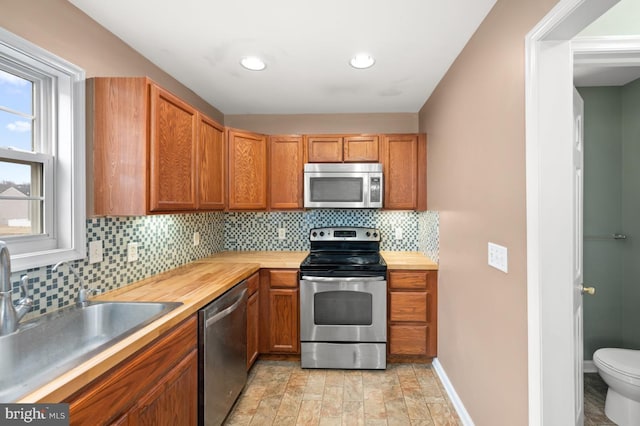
[89, 240, 103, 264]
[127, 242, 139, 263]
[193, 231, 200, 246]
[488, 242, 508, 273]
[395, 227, 403, 240]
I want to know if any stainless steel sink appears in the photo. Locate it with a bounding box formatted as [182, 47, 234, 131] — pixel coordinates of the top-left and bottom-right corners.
[0, 300, 182, 402]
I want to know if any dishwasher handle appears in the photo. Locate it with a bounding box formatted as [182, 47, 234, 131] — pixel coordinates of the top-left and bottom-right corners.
[205, 288, 247, 328]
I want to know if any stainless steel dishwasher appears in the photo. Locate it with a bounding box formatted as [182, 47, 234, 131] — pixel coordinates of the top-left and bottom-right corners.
[198, 280, 248, 426]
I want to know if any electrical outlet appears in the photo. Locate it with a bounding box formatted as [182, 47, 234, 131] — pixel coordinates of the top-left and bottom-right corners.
[278, 228, 286, 240]
[193, 231, 201, 246]
[89, 240, 103, 264]
[395, 227, 403, 240]
[488, 242, 508, 273]
[127, 242, 139, 263]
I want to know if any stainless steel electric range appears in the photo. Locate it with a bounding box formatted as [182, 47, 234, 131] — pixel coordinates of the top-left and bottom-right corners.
[299, 227, 387, 370]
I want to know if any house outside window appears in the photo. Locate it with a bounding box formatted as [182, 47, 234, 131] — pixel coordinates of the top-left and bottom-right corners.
[0, 28, 85, 271]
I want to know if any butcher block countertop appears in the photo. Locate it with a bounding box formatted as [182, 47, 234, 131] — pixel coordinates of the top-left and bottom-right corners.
[22, 250, 435, 403]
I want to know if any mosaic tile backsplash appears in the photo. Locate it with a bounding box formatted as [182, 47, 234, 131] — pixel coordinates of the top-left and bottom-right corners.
[10, 210, 438, 320]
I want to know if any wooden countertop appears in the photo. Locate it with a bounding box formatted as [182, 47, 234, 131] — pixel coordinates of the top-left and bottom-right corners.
[21, 250, 436, 403]
[381, 251, 438, 270]
[18, 262, 259, 404]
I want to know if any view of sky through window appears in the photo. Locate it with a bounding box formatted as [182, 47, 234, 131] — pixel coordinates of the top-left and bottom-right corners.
[0, 68, 34, 186]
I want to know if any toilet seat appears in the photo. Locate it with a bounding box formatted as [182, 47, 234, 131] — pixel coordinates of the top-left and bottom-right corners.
[594, 348, 640, 381]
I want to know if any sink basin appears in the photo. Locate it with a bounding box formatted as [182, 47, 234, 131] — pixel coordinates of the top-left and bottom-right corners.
[0, 300, 182, 402]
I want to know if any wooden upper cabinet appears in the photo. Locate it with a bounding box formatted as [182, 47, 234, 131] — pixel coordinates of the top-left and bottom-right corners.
[343, 135, 379, 162]
[91, 77, 225, 215]
[227, 129, 268, 210]
[306, 136, 343, 162]
[381, 134, 427, 211]
[91, 77, 149, 216]
[149, 84, 198, 212]
[198, 115, 225, 210]
[306, 134, 380, 163]
[269, 135, 304, 210]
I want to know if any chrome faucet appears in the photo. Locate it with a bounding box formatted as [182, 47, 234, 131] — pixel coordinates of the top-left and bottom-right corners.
[0, 241, 33, 335]
[52, 261, 94, 307]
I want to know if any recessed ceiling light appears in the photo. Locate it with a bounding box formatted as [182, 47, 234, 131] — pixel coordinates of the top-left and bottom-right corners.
[350, 53, 375, 69]
[240, 56, 266, 71]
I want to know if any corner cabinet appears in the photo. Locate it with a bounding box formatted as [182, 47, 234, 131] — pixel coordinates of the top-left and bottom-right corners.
[388, 270, 437, 358]
[259, 269, 300, 354]
[227, 129, 268, 210]
[67, 316, 198, 425]
[381, 134, 427, 211]
[90, 77, 225, 215]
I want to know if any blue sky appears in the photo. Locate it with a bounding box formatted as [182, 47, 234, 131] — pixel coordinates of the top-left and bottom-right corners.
[0, 68, 33, 186]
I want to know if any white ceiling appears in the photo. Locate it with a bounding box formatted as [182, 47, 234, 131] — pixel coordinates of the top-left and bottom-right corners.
[574, 65, 640, 87]
[68, 0, 496, 114]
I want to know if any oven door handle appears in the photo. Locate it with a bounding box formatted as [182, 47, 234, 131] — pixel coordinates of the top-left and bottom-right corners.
[301, 276, 385, 282]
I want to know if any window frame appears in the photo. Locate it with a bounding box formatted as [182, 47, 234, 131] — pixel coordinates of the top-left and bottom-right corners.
[0, 27, 86, 271]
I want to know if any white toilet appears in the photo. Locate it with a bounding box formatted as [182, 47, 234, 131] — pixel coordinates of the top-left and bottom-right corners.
[593, 348, 640, 426]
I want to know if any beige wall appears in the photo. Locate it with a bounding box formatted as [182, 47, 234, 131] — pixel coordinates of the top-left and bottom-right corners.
[225, 113, 418, 134]
[0, 0, 224, 122]
[418, 0, 557, 424]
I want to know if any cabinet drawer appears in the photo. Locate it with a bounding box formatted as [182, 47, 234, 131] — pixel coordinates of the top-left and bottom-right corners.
[269, 270, 299, 288]
[389, 325, 428, 355]
[247, 272, 260, 296]
[389, 292, 427, 322]
[389, 271, 430, 290]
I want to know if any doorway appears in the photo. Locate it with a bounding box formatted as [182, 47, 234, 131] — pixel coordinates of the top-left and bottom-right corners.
[526, 0, 640, 424]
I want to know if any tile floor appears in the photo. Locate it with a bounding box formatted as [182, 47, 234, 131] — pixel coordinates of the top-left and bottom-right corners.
[225, 360, 461, 426]
[584, 373, 615, 426]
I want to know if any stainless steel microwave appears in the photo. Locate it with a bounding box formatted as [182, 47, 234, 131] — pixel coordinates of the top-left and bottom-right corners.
[304, 163, 383, 208]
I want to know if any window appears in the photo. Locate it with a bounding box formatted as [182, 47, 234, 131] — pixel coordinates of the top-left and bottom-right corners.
[0, 28, 85, 271]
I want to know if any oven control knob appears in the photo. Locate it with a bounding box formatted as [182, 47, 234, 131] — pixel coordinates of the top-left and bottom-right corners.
[319, 231, 325, 237]
[366, 231, 371, 237]
[312, 231, 317, 237]
[373, 232, 378, 238]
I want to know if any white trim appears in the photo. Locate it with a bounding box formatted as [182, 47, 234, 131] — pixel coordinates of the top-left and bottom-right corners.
[525, 1, 619, 425]
[0, 27, 86, 271]
[584, 360, 597, 374]
[432, 358, 475, 426]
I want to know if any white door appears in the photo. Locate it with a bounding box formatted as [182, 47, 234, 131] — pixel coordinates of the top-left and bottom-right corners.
[573, 87, 585, 426]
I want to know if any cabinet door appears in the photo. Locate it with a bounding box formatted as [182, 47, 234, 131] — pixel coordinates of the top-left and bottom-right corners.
[247, 291, 259, 370]
[129, 349, 198, 426]
[149, 85, 198, 211]
[198, 115, 225, 210]
[268, 288, 299, 353]
[381, 135, 417, 210]
[306, 136, 343, 162]
[228, 129, 268, 210]
[269, 136, 304, 209]
[343, 135, 379, 162]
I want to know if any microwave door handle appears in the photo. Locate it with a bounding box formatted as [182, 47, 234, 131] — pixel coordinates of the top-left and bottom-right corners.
[301, 276, 385, 282]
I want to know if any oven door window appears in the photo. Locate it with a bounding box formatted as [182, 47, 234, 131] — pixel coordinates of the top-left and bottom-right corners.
[309, 177, 364, 203]
[314, 291, 372, 325]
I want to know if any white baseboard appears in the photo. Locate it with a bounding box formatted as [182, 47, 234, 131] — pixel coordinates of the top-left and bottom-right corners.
[584, 360, 597, 373]
[432, 358, 475, 426]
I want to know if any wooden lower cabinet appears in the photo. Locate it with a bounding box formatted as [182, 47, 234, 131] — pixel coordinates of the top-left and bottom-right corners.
[67, 316, 197, 425]
[129, 350, 198, 426]
[259, 269, 300, 354]
[246, 272, 260, 370]
[388, 270, 437, 358]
